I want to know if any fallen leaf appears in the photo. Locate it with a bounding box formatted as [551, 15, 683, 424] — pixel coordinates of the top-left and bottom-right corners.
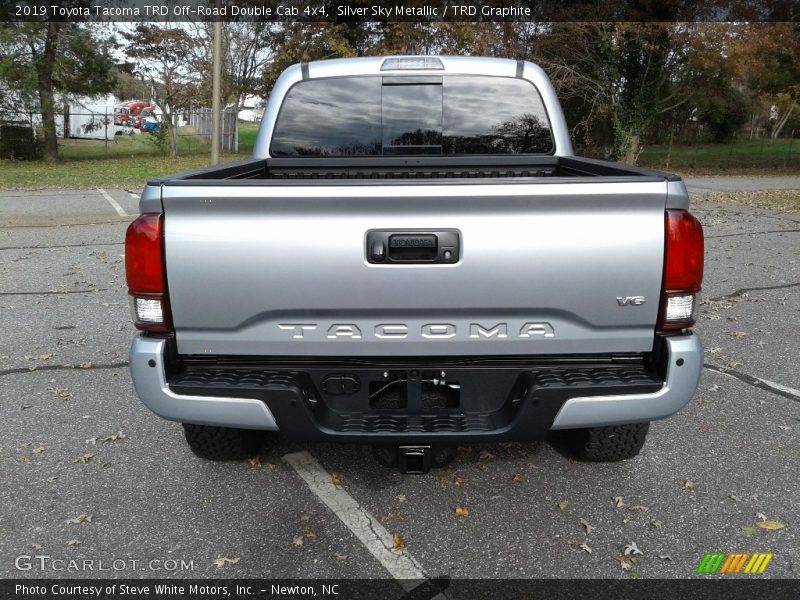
[247, 457, 261, 468]
[392, 532, 406, 553]
[478, 463, 488, 472]
[79, 361, 92, 369]
[511, 473, 522, 484]
[212, 556, 240, 568]
[727, 331, 748, 338]
[755, 512, 767, 521]
[622, 517, 631, 524]
[47, 476, 59, 483]
[624, 541, 643, 556]
[454, 506, 470, 518]
[265, 462, 277, 470]
[66, 540, 80, 546]
[380, 512, 404, 523]
[334, 553, 347, 561]
[579, 542, 592, 554]
[292, 536, 303, 547]
[756, 520, 785, 531]
[479, 450, 495, 461]
[558, 500, 570, 510]
[330, 473, 343, 486]
[53, 387, 71, 399]
[26, 353, 53, 361]
[453, 476, 464, 487]
[85, 437, 98, 445]
[75, 453, 94, 464]
[684, 480, 697, 491]
[627, 570, 641, 579]
[651, 519, 664, 529]
[32, 447, 45, 454]
[613, 496, 625, 508]
[21, 404, 32, 409]
[616, 555, 639, 571]
[101, 431, 126, 443]
[629, 505, 650, 513]
[434, 469, 451, 480]
[304, 529, 318, 540]
[709, 384, 721, 392]
[32, 544, 43, 551]
[20, 456, 31, 464]
[580, 518, 595, 534]
[18, 442, 32, 448]
[699, 423, 709, 433]
[658, 554, 672, 561]
[741, 526, 758, 537]
[66, 514, 92, 524]
[397, 494, 407, 503]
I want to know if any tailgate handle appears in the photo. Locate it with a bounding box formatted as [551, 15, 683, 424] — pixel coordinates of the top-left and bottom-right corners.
[367, 230, 460, 264]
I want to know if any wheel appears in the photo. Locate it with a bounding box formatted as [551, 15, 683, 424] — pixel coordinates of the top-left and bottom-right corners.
[566, 422, 650, 462]
[182, 423, 266, 460]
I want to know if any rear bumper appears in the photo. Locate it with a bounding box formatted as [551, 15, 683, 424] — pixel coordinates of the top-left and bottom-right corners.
[550, 334, 702, 428]
[129, 337, 280, 431]
[130, 334, 702, 440]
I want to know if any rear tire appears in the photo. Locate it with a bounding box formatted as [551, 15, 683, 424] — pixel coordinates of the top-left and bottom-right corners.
[567, 422, 650, 462]
[182, 423, 266, 461]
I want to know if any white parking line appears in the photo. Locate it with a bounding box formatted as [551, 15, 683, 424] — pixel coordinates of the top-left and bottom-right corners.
[284, 451, 428, 584]
[756, 377, 800, 400]
[98, 188, 128, 217]
[128, 192, 139, 200]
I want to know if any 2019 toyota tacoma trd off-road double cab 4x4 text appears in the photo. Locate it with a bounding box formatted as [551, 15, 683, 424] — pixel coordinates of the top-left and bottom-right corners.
[125, 56, 704, 473]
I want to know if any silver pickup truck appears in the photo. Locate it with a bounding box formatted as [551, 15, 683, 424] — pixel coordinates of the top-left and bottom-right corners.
[126, 56, 704, 473]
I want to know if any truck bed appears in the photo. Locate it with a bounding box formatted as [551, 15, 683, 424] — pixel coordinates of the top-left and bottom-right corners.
[149, 156, 679, 186]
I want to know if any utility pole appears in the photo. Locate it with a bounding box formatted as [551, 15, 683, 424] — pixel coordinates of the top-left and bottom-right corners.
[211, 20, 222, 165]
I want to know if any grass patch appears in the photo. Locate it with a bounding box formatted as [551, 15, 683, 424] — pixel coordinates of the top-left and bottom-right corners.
[238, 122, 260, 154]
[0, 154, 243, 191]
[696, 190, 800, 212]
[639, 139, 800, 172]
[0, 122, 260, 190]
[57, 128, 211, 161]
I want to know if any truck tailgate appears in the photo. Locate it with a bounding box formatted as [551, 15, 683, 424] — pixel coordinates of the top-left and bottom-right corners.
[161, 181, 667, 357]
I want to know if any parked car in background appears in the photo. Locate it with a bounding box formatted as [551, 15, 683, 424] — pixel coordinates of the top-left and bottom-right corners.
[114, 101, 149, 126]
[142, 116, 160, 133]
[133, 106, 156, 129]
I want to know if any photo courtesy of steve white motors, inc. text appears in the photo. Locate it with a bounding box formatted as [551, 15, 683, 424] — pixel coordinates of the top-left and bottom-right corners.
[14, 583, 339, 597]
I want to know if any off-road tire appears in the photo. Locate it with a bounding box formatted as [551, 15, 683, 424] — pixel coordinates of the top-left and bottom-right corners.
[568, 422, 650, 462]
[182, 424, 266, 460]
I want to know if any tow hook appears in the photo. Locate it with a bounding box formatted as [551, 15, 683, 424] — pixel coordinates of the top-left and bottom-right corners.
[372, 445, 457, 474]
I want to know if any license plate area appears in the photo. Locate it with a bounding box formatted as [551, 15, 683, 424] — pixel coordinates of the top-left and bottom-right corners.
[368, 370, 461, 411]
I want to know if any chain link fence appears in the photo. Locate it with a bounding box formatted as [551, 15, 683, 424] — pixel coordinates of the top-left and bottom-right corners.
[0, 107, 241, 159]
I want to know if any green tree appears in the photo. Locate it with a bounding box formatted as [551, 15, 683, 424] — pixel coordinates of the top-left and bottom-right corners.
[123, 24, 204, 157]
[0, 22, 117, 162]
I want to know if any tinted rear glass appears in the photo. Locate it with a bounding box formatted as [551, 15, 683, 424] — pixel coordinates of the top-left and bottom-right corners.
[270, 75, 554, 157]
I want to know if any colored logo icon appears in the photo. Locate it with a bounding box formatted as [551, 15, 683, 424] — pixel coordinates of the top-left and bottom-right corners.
[696, 552, 773, 574]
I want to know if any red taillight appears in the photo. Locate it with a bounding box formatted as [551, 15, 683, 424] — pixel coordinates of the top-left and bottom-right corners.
[658, 209, 704, 331]
[125, 213, 171, 333]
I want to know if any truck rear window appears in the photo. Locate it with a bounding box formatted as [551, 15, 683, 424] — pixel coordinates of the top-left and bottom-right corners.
[270, 75, 554, 157]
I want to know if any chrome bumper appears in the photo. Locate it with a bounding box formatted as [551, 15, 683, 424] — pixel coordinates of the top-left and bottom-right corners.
[129, 336, 279, 430]
[550, 334, 703, 429]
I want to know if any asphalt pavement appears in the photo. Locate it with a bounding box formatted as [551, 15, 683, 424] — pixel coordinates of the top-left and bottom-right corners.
[0, 180, 798, 581]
